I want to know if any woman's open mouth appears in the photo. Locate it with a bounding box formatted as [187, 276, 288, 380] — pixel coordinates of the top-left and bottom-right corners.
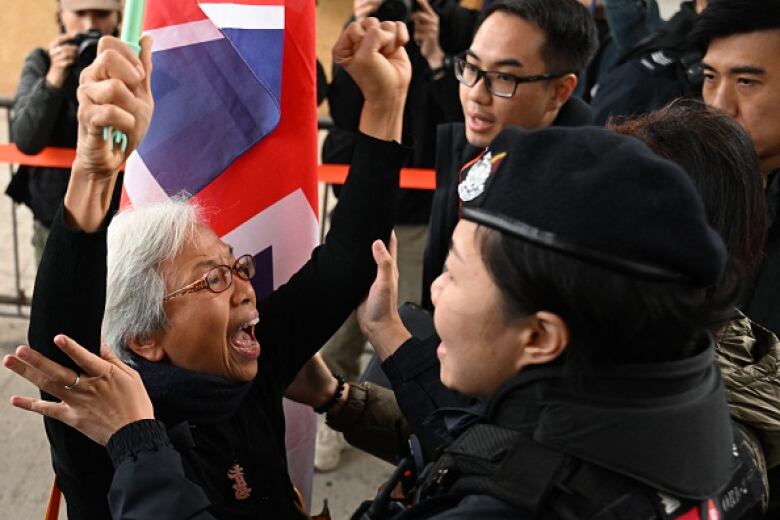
[230, 316, 261, 360]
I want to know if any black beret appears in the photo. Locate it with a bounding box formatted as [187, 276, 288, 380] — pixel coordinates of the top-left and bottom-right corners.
[460, 126, 727, 287]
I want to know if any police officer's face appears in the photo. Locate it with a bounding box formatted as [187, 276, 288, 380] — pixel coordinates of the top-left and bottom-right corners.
[702, 30, 780, 174]
[60, 9, 120, 37]
[459, 12, 571, 149]
[430, 221, 532, 398]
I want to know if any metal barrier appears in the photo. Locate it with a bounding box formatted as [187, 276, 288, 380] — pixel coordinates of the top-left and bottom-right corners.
[0, 95, 30, 318]
[0, 105, 435, 318]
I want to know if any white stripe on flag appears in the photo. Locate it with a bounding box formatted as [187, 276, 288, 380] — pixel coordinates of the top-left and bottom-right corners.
[221, 189, 318, 288]
[124, 152, 170, 206]
[145, 19, 225, 53]
[198, 4, 285, 30]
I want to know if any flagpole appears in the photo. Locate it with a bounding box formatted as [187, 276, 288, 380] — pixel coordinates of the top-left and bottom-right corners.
[105, 0, 146, 153]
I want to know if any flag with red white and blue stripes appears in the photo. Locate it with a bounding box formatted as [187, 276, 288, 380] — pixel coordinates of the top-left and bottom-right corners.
[124, 0, 319, 300]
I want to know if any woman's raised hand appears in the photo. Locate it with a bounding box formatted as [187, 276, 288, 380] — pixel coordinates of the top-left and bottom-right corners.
[3, 335, 154, 446]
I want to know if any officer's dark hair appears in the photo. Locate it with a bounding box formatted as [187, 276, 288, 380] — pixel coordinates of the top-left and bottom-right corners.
[608, 100, 767, 309]
[477, 228, 732, 367]
[476, 0, 599, 75]
[690, 0, 780, 50]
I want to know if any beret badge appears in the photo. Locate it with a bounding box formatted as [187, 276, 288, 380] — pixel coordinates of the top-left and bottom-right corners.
[458, 150, 507, 202]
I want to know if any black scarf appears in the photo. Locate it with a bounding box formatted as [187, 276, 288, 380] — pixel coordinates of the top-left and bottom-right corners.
[132, 355, 253, 426]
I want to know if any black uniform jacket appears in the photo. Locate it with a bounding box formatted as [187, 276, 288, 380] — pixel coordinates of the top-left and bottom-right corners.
[421, 96, 594, 309]
[28, 133, 405, 519]
[382, 336, 763, 518]
[590, 1, 700, 126]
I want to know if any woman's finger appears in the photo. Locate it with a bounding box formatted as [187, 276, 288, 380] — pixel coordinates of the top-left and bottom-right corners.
[10, 395, 71, 424]
[3, 352, 70, 401]
[53, 335, 113, 377]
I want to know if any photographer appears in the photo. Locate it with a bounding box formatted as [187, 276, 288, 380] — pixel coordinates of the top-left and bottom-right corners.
[5, 0, 120, 263]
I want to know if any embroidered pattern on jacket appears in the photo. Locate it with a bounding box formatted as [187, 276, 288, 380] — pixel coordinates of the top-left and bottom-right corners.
[227, 463, 252, 500]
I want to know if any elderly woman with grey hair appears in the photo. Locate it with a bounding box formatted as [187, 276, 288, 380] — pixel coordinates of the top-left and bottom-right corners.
[10, 21, 411, 520]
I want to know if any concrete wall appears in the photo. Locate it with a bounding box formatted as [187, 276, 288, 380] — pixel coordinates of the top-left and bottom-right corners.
[0, 0, 683, 99]
[0, 1, 59, 98]
[0, 0, 354, 100]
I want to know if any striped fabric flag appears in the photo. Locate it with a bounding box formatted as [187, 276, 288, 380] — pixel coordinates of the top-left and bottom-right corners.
[124, 0, 319, 298]
[123, 0, 319, 505]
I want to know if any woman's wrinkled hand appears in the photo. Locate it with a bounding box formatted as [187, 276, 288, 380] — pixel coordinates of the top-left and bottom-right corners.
[74, 35, 154, 180]
[3, 335, 154, 446]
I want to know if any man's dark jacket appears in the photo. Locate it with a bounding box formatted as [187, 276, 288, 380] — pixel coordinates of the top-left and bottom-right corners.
[590, 1, 701, 126]
[421, 96, 594, 309]
[5, 48, 77, 227]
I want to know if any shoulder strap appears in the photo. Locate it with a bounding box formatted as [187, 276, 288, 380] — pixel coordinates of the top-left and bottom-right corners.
[414, 424, 567, 514]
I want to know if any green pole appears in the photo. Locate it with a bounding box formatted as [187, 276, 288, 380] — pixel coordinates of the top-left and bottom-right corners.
[108, 0, 146, 152]
[120, 0, 146, 55]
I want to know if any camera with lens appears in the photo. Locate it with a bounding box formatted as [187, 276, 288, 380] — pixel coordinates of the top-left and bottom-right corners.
[373, 0, 420, 22]
[64, 28, 102, 73]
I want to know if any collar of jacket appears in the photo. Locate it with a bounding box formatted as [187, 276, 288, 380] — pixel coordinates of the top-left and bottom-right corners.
[618, 1, 698, 65]
[132, 354, 253, 426]
[485, 336, 736, 500]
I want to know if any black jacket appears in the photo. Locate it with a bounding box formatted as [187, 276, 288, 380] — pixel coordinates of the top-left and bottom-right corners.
[421, 96, 595, 310]
[5, 48, 78, 227]
[743, 169, 780, 336]
[380, 336, 764, 519]
[28, 133, 404, 519]
[590, 1, 701, 125]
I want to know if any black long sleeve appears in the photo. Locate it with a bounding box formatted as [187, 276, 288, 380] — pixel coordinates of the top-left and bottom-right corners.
[108, 421, 215, 519]
[382, 335, 473, 459]
[258, 133, 405, 389]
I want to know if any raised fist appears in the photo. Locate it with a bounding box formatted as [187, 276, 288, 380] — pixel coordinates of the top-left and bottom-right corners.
[332, 17, 411, 106]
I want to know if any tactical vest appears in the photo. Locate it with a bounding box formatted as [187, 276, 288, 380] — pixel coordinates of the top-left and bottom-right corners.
[391, 423, 765, 519]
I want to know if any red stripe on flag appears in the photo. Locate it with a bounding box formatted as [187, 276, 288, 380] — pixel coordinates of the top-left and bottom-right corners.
[144, 0, 208, 30]
[192, 0, 317, 236]
[197, 0, 284, 5]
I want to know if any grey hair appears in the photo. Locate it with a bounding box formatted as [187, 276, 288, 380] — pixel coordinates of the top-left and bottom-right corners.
[102, 196, 202, 364]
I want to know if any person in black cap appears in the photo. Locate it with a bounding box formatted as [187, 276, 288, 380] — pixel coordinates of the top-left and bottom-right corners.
[352, 124, 766, 518]
[6, 124, 767, 518]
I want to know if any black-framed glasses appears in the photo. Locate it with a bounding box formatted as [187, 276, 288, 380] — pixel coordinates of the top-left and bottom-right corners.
[453, 55, 572, 98]
[163, 254, 256, 302]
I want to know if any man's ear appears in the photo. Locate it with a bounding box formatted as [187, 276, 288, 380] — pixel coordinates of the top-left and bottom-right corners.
[126, 335, 165, 362]
[516, 311, 570, 369]
[546, 73, 578, 112]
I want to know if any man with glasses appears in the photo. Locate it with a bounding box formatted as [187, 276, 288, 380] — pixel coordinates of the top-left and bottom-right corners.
[421, 0, 599, 309]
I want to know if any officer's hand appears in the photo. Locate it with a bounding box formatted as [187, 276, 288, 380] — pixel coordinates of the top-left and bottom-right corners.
[46, 35, 78, 89]
[410, 0, 445, 70]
